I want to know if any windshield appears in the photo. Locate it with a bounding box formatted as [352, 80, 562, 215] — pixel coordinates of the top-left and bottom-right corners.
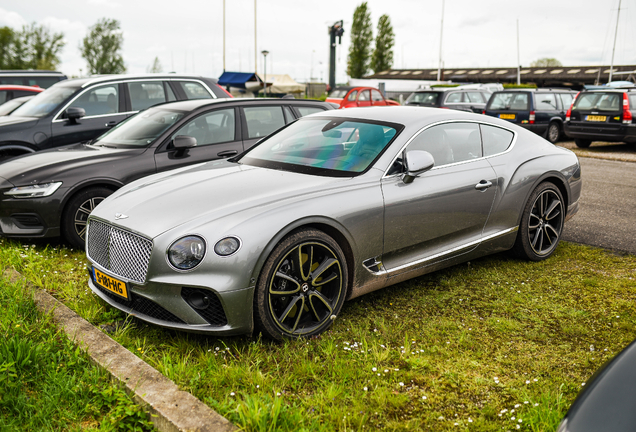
[93, 108, 185, 148]
[573, 93, 621, 111]
[406, 92, 440, 105]
[11, 85, 77, 118]
[487, 92, 530, 111]
[238, 118, 401, 177]
[328, 89, 350, 99]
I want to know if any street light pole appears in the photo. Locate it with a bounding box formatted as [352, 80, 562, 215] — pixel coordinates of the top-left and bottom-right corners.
[261, 50, 269, 96]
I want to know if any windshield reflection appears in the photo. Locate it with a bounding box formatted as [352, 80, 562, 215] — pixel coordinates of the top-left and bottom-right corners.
[92, 108, 185, 148]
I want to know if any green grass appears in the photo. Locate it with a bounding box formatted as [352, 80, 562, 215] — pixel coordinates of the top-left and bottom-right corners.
[1, 238, 635, 431]
[0, 267, 154, 431]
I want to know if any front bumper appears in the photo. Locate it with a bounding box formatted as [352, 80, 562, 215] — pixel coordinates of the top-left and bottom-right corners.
[0, 184, 64, 238]
[87, 264, 255, 335]
[564, 122, 636, 142]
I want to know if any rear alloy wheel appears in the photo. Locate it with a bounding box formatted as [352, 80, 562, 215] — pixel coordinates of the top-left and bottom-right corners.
[547, 122, 561, 143]
[62, 187, 113, 250]
[254, 228, 348, 340]
[513, 182, 564, 261]
[574, 139, 592, 148]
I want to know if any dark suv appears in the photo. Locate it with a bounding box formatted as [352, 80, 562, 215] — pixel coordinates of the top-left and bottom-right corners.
[484, 89, 577, 143]
[0, 74, 231, 161]
[0, 70, 67, 88]
[405, 87, 491, 113]
[564, 88, 636, 147]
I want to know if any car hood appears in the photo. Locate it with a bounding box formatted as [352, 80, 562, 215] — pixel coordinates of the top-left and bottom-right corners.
[1, 143, 147, 185]
[0, 115, 38, 132]
[91, 160, 352, 239]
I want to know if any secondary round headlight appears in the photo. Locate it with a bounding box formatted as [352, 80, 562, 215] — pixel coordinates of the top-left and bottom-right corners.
[214, 237, 241, 256]
[168, 236, 206, 270]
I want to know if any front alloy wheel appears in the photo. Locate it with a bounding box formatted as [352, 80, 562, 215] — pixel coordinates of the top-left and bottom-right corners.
[62, 187, 113, 250]
[255, 229, 347, 340]
[513, 182, 564, 261]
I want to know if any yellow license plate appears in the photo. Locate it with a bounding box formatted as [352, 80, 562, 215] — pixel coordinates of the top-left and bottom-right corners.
[499, 113, 516, 120]
[94, 268, 128, 300]
[586, 115, 607, 122]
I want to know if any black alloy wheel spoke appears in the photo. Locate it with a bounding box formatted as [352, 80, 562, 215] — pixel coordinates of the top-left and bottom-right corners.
[528, 190, 563, 255]
[310, 257, 337, 284]
[271, 271, 300, 295]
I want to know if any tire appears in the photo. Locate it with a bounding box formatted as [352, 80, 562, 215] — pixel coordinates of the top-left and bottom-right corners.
[575, 139, 592, 148]
[62, 187, 113, 250]
[512, 182, 565, 261]
[547, 122, 561, 144]
[254, 228, 348, 340]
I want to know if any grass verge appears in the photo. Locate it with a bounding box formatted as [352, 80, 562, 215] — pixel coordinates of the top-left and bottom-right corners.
[0, 269, 154, 431]
[0, 238, 635, 431]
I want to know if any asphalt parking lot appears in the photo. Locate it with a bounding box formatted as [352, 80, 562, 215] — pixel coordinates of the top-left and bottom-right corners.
[562, 155, 636, 254]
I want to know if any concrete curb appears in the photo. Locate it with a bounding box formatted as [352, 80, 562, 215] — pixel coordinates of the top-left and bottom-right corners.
[3, 268, 236, 432]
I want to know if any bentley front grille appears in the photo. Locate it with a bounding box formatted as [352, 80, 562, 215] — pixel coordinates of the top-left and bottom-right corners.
[87, 219, 153, 284]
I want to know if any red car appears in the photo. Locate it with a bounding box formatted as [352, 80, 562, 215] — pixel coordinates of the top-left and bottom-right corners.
[0, 84, 43, 106]
[326, 86, 400, 109]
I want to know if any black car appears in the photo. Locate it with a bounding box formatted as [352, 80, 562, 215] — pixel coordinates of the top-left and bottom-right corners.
[0, 74, 231, 161]
[564, 88, 636, 148]
[0, 96, 35, 116]
[557, 339, 636, 432]
[0, 98, 334, 248]
[484, 89, 577, 143]
[404, 87, 491, 113]
[0, 70, 67, 88]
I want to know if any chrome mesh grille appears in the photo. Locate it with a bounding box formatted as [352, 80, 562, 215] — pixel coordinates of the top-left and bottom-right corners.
[87, 219, 153, 283]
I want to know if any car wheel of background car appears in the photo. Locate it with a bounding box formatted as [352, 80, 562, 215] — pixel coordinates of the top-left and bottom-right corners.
[512, 182, 565, 261]
[62, 187, 113, 250]
[547, 122, 561, 144]
[0, 145, 34, 163]
[574, 139, 592, 148]
[254, 228, 348, 340]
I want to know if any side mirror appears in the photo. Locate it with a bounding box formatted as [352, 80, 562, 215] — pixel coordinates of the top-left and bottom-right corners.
[66, 107, 85, 123]
[403, 150, 435, 184]
[173, 135, 197, 149]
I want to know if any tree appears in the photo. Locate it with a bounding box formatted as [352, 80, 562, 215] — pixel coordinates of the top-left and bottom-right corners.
[371, 14, 394, 74]
[530, 58, 562, 67]
[0, 23, 64, 70]
[147, 56, 162, 73]
[347, 2, 373, 79]
[80, 18, 126, 74]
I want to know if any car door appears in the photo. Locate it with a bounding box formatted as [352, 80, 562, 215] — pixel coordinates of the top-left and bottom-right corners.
[154, 107, 243, 172]
[371, 89, 386, 106]
[381, 122, 497, 273]
[240, 105, 289, 150]
[49, 83, 128, 148]
[357, 90, 371, 107]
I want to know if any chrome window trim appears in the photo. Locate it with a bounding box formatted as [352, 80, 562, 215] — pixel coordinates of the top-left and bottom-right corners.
[165, 234, 209, 273]
[382, 119, 518, 178]
[382, 226, 519, 275]
[54, 78, 217, 123]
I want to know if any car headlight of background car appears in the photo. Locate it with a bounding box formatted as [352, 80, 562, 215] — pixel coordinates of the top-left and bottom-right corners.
[167, 236, 206, 270]
[4, 182, 62, 198]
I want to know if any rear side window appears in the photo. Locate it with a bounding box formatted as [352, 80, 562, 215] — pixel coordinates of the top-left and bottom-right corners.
[481, 124, 514, 156]
[358, 90, 370, 101]
[407, 92, 440, 105]
[466, 92, 485, 103]
[488, 93, 529, 111]
[178, 81, 212, 100]
[347, 90, 358, 100]
[629, 94, 636, 109]
[127, 81, 167, 111]
[171, 108, 235, 146]
[535, 93, 558, 110]
[243, 106, 285, 139]
[371, 90, 384, 102]
[445, 92, 463, 103]
[0, 90, 7, 104]
[559, 93, 574, 110]
[296, 106, 325, 117]
[574, 93, 621, 111]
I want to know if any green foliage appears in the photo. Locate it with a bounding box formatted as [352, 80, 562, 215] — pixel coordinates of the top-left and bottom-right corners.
[371, 14, 394, 74]
[530, 57, 562, 67]
[81, 18, 126, 75]
[503, 83, 538, 89]
[147, 56, 162, 73]
[347, 2, 373, 79]
[0, 23, 65, 70]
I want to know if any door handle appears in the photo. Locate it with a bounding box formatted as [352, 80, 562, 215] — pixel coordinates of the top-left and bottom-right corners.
[217, 150, 238, 158]
[105, 121, 117, 127]
[475, 180, 493, 191]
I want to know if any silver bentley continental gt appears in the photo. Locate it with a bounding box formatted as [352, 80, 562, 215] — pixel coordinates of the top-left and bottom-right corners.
[85, 107, 581, 340]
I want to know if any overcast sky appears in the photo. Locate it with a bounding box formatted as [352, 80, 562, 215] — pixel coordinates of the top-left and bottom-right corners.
[1, 0, 634, 84]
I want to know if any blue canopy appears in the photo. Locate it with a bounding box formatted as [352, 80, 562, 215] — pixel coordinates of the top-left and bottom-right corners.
[218, 72, 260, 89]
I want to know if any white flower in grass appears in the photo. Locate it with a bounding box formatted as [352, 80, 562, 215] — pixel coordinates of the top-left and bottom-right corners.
[533, 378, 538, 382]
[526, 380, 530, 384]
[422, 396, 427, 400]
[363, 387, 368, 391]
[534, 403, 539, 407]
[468, 418, 473, 423]
[524, 401, 529, 404]
[518, 419, 523, 423]
[384, 369, 389, 373]
[516, 425, 521, 430]
[230, 392, 235, 396]
[511, 416, 515, 420]
[372, 367, 377, 372]
[399, 382, 404, 386]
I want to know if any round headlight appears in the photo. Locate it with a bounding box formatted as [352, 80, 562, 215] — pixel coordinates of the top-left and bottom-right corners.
[168, 236, 206, 270]
[214, 237, 241, 256]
